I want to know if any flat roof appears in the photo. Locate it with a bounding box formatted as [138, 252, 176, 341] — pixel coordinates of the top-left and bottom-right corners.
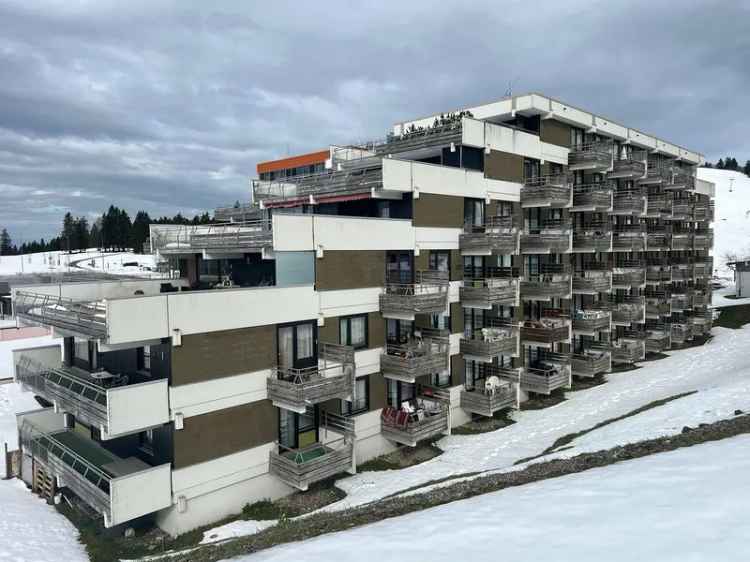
[257, 149, 329, 174]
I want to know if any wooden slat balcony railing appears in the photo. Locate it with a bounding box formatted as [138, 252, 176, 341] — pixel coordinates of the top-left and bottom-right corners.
[668, 202, 692, 221]
[612, 232, 646, 252]
[268, 343, 355, 412]
[380, 339, 449, 383]
[645, 195, 672, 217]
[381, 389, 450, 447]
[572, 231, 612, 253]
[521, 175, 573, 208]
[611, 340, 645, 364]
[460, 277, 519, 308]
[571, 350, 611, 378]
[571, 183, 614, 212]
[520, 230, 572, 254]
[572, 310, 611, 335]
[645, 330, 671, 353]
[665, 171, 695, 191]
[639, 165, 672, 185]
[611, 193, 646, 215]
[460, 383, 517, 417]
[671, 322, 692, 344]
[671, 294, 692, 312]
[521, 364, 570, 394]
[521, 278, 572, 301]
[572, 272, 612, 295]
[646, 267, 672, 285]
[459, 217, 519, 256]
[520, 321, 571, 346]
[608, 158, 646, 179]
[460, 324, 519, 362]
[612, 268, 646, 289]
[671, 233, 693, 250]
[380, 270, 449, 319]
[568, 142, 612, 172]
[611, 301, 645, 326]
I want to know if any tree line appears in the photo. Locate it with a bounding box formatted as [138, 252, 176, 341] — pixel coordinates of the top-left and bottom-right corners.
[702, 157, 750, 176]
[0, 205, 213, 255]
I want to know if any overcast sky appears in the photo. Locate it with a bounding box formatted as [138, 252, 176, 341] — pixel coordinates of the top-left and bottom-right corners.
[0, 0, 748, 242]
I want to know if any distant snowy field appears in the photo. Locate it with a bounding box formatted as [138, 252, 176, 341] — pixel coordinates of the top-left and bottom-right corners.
[233, 435, 750, 562]
[697, 168, 750, 275]
[0, 248, 157, 278]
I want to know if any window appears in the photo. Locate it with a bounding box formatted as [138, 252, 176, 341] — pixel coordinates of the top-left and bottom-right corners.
[430, 311, 450, 330]
[343, 376, 369, 415]
[429, 250, 450, 273]
[139, 429, 154, 455]
[340, 315, 367, 349]
[278, 322, 317, 370]
[387, 319, 412, 345]
[430, 371, 451, 388]
[464, 199, 484, 227]
[387, 379, 415, 408]
[523, 158, 540, 180]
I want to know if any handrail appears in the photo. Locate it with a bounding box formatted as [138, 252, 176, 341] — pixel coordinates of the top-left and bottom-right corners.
[14, 291, 107, 337]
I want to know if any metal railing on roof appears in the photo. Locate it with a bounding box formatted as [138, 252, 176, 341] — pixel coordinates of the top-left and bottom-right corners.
[14, 291, 106, 338]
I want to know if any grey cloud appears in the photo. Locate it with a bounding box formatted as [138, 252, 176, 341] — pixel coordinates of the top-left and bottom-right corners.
[0, 0, 747, 242]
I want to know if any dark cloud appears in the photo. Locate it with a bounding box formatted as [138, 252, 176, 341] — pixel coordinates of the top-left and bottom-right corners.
[0, 0, 747, 241]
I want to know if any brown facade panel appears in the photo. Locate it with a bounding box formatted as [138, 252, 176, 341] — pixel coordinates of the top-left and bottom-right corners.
[173, 402, 277, 469]
[368, 312, 386, 349]
[318, 318, 338, 345]
[413, 193, 464, 228]
[316, 250, 385, 291]
[484, 150, 525, 183]
[540, 119, 571, 148]
[450, 302, 464, 334]
[369, 373, 388, 411]
[450, 249, 463, 281]
[450, 354, 464, 387]
[172, 326, 276, 386]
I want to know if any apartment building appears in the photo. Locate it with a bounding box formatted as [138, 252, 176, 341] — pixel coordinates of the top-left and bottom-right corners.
[11, 93, 714, 535]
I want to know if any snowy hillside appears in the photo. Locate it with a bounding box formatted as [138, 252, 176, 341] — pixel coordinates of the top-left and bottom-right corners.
[234, 435, 750, 562]
[697, 168, 750, 275]
[0, 248, 157, 278]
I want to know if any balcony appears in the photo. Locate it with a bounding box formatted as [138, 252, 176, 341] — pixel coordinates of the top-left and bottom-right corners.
[671, 293, 692, 313]
[671, 320, 692, 345]
[645, 328, 671, 353]
[459, 217, 520, 256]
[269, 412, 355, 491]
[639, 165, 672, 185]
[572, 270, 612, 295]
[693, 261, 712, 279]
[612, 264, 646, 290]
[522, 355, 571, 394]
[645, 296, 671, 319]
[380, 271, 449, 320]
[611, 338, 646, 364]
[151, 220, 273, 256]
[460, 324, 519, 362]
[381, 389, 450, 447]
[646, 232, 670, 251]
[15, 291, 107, 339]
[572, 309, 611, 336]
[380, 338, 449, 383]
[645, 195, 672, 218]
[612, 229, 646, 252]
[521, 264, 572, 301]
[571, 348, 611, 378]
[571, 183, 614, 212]
[693, 230, 713, 250]
[668, 202, 692, 221]
[521, 314, 571, 348]
[521, 175, 573, 208]
[690, 312, 712, 335]
[692, 291, 709, 308]
[665, 171, 695, 191]
[19, 409, 172, 528]
[611, 297, 646, 326]
[693, 203, 715, 222]
[15, 349, 170, 440]
[267, 343, 355, 413]
[572, 226, 612, 253]
[568, 142, 612, 172]
[646, 265, 672, 285]
[610, 192, 646, 216]
[460, 270, 519, 309]
[520, 228, 572, 254]
[671, 264, 693, 282]
[608, 158, 646, 180]
[460, 372, 519, 417]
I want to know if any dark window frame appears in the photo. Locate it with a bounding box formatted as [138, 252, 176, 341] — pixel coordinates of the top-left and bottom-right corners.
[339, 314, 369, 350]
[342, 375, 370, 416]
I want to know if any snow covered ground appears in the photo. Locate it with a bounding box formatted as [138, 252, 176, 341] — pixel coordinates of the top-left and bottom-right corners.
[697, 168, 750, 275]
[231, 434, 750, 562]
[0, 248, 157, 278]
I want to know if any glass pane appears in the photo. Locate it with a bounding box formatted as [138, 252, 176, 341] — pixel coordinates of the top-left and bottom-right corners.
[351, 316, 366, 347]
[340, 318, 349, 346]
[279, 409, 295, 448]
[297, 324, 313, 359]
[278, 327, 294, 368]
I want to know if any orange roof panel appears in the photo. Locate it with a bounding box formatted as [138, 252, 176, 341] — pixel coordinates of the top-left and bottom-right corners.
[257, 150, 329, 174]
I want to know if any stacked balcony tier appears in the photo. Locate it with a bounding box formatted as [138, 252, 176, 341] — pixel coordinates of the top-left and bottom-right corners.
[460, 374, 519, 417]
[520, 229, 572, 254]
[667, 202, 692, 221]
[521, 314, 571, 348]
[645, 295, 672, 319]
[645, 194, 672, 218]
[459, 217, 520, 256]
[612, 227, 646, 252]
[381, 390, 450, 447]
[380, 271, 449, 320]
[571, 183, 614, 212]
[612, 263, 646, 290]
[611, 297, 646, 326]
[380, 338, 449, 383]
[572, 309, 611, 336]
[521, 264, 572, 301]
[460, 324, 519, 362]
[610, 192, 646, 216]
[571, 348, 611, 378]
[639, 165, 672, 185]
[645, 328, 671, 353]
[608, 158, 646, 179]
[572, 225, 612, 253]
[460, 274, 519, 309]
[521, 175, 573, 208]
[568, 142, 612, 172]
[572, 270, 612, 295]
[521, 355, 571, 394]
[646, 265, 672, 286]
[611, 338, 646, 364]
